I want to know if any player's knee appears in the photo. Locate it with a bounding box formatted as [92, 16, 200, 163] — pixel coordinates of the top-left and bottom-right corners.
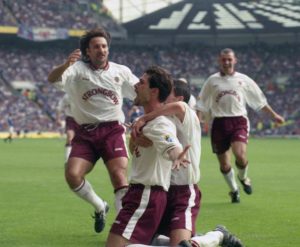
[106, 158, 128, 188]
[107, 168, 127, 188]
[220, 163, 231, 173]
[235, 159, 248, 168]
[65, 168, 82, 186]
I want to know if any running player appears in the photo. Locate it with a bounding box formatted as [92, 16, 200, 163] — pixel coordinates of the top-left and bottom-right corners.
[195, 48, 285, 203]
[56, 94, 78, 164]
[48, 27, 138, 232]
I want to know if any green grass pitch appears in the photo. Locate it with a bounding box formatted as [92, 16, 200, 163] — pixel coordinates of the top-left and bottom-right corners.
[1, 137, 299, 247]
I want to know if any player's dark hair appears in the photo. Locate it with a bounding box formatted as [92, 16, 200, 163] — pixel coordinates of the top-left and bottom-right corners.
[173, 79, 191, 103]
[80, 27, 111, 63]
[220, 48, 235, 56]
[145, 65, 173, 102]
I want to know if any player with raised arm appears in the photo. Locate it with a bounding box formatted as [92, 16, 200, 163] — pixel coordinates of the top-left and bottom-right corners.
[48, 27, 138, 233]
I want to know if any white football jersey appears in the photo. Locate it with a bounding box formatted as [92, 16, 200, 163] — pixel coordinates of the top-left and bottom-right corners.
[170, 102, 201, 185]
[57, 61, 138, 124]
[57, 94, 72, 117]
[196, 72, 267, 118]
[130, 116, 182, 191]
[188, 94, 197, 111]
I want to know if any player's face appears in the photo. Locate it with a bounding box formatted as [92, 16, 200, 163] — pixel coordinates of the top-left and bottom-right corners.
[134, 74, 152, 106]
[218, 52, 237, 75]
[86, 37, 109, 69]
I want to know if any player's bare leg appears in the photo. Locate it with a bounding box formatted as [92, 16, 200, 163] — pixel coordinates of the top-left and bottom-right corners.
[64, 129, 75, 164]
[106, 232, 131, 247]
[65, 157, 107, 232]
[106, 157, 129, 213]
[126, 225, 244, 247]
[231, 141, 252, 195]
[217, 151, 239, 203]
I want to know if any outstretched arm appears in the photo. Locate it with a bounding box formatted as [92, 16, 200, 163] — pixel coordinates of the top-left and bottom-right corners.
[132, 102, 186, 138]
[261, 105, 285, 124]
[167, 145, 191, 170]
[48, 49, 81, 83]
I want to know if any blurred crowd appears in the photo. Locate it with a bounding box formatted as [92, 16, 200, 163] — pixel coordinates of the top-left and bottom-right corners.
[0, 43, 299, 136]
[0, 0, 122, 32]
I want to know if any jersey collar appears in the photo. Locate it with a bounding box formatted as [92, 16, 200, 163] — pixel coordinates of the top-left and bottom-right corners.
[89, 61, 109, 71]
[220, 70, 235, 76]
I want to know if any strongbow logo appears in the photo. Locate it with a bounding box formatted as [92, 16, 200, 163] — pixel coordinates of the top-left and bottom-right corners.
[82, 87, 119, 104]
[215, 90, 240, 103]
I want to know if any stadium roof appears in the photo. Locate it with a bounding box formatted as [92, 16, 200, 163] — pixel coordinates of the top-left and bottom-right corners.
[123, 0, 300, 45]
[103, 0, 182, 23]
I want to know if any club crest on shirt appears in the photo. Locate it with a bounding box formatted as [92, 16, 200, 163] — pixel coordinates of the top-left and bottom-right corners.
[114, 76, 120, 83]
[81, 77, 90, 81]
[164, 135, 174, 143]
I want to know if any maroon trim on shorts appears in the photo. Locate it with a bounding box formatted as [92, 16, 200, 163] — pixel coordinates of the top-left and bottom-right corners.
[110, 183, 167, 244]
[156, 184, 201, 236]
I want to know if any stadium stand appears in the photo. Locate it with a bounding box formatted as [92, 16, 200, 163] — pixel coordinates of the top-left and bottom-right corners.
[0, 0, 299, 137]
[1, 0, 123, 32]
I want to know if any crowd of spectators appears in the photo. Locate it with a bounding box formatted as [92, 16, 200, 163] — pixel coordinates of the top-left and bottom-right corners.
[0, 0, 17, 26]
[0, 0, 124, 34]
[0, 42, 299, 136]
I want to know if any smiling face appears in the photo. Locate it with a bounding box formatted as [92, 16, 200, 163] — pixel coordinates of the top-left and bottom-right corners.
[218, 51, 237, 75]
[86, 37, 109, 69]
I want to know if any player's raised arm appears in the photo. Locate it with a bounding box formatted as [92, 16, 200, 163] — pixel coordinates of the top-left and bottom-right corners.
[48, 49, 81, 83]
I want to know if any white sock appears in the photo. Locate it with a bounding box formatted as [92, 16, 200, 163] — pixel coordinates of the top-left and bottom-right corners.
[73, 179, 105, 213]
[191, 231, 223, 247]
[126, 245, 167, 247]
[151, 234, 170, 245]
[237, 165, 248, 181]
[223, 168, 238, 192]
[126, 244, 169, 247]
[65, 145, 72, 162]
[126, 231, 223, 247]
[115, 186, 128, 213]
